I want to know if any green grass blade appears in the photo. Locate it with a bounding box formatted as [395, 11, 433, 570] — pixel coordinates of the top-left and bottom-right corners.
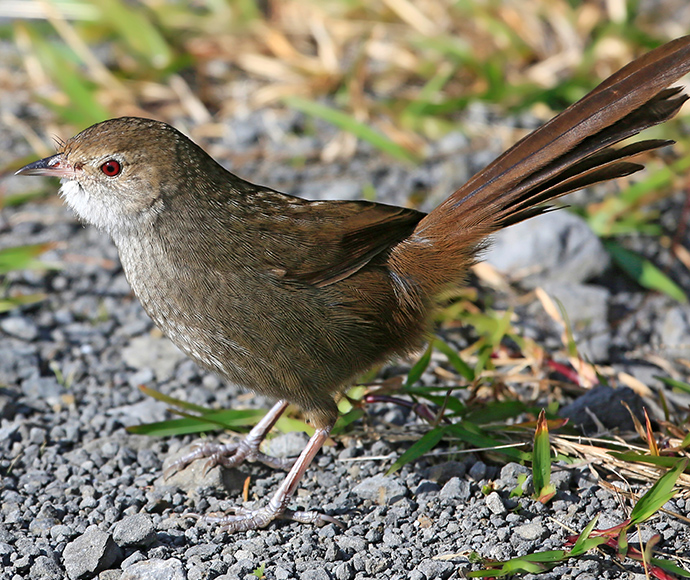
[126, 408, 265, 437]
[654, 375, 690, 395]
[609, 453, 688, 468]
[274, 415, 314, 436]
[532, 409, 556, 503]
[588, 154, 690, 236]
[402, 64, 456, 120]
[139, 385, 214, 414]
[650, 557, 690, 578]
[0, 294, 47, 313]
[284, 96, 419, 164]
[90, 0, 173, 69]
[571, 514, 599, 554]
[0, 244, 58, 274]
[433, 338, 475, 381]
[603, 240, 687, 303]
[17, 23, 109, 125]
[386, 426, 446, 475]
[447, 423, 531, 462]
[464, 400, 530, 424]
[332, 408, 365, 435]
[404, 342, 434, 387]
[629, 458, 687, 526]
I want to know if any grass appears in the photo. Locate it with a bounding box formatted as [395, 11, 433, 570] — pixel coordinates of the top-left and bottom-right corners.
[3, 0, 690, 576]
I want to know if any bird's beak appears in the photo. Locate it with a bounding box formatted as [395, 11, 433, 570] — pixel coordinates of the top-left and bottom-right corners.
[15, 154, 77, 179]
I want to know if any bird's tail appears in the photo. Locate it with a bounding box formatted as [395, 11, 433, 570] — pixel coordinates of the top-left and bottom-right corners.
[389, 36, 690, 296]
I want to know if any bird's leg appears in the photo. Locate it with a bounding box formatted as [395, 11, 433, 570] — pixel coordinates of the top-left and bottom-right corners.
[164, 400, 293, 478]
[199, 422, 342, 531]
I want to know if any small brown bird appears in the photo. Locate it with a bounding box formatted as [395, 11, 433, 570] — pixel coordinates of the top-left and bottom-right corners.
[17, 36, 690, 532]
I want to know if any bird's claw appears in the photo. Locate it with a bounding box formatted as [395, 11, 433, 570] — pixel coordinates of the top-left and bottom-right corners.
[164, 439, 295, 480]
[196, 506, 344, 532]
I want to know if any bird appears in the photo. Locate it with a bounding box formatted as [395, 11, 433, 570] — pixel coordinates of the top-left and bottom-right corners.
[16, 35, 690, 532]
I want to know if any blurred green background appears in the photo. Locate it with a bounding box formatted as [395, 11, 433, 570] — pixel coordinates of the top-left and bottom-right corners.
[2, 0, 689, 160]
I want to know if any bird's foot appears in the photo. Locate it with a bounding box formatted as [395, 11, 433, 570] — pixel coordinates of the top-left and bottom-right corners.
[192, 505, 344, 532]
[164, 438, 295, 479]
[163, 400, 294, 479]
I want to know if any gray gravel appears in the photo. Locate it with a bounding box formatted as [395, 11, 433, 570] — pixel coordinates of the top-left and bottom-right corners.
[2, 100, 690, 580]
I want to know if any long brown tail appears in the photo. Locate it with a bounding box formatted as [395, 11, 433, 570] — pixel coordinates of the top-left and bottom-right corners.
[390, 35, 690, 296]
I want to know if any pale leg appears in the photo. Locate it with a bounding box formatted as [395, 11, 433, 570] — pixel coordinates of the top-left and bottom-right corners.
[202, 423, 342, 531]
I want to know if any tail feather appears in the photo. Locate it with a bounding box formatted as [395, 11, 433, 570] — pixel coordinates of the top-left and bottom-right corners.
[390, 36, 690, 296]
[496, 138, 673, 227]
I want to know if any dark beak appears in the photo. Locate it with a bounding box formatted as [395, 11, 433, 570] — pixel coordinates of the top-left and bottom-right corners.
[15, 154, 76, 179]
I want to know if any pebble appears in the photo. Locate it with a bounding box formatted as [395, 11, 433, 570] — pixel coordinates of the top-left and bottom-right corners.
[119, 558, 186, 580]
[514, 522, 545, 541]
[439, 477, 472, 501]
[560, 385, 646, 434]
[264, 431, 310, 458]
[468, 461, 487, 481]
[427, 460, 466, 484]
[416, 559, 455, 579]
[112, 513, 157, 548]
[352, 474, 407, 504]
[485, 210, 609, 287]
[0, 316, 39, 341]
[658, 305, 690, 356]
[121, 335, 187, 382]
[62, 526, 121, 579]
[485, 492, 507, 515]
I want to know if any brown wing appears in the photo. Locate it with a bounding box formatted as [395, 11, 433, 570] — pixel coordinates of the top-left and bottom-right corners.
[277, 199, 425, 287]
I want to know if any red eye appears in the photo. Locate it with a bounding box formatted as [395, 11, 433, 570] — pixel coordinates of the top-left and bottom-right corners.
[100, 159, 121, 176]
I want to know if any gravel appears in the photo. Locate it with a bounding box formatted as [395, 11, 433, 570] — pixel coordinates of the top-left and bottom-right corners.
[2, 92, 690, 580]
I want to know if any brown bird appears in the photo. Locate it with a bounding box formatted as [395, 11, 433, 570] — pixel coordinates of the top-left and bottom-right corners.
[17, 36, 690, 532]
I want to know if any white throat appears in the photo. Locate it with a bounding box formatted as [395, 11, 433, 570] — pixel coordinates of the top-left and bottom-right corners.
[59, 178, 132, 240]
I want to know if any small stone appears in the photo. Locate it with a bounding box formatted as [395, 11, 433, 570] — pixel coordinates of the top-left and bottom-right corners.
[560, 385, 645, 434]
[334, 561, 354, 580]
[485, 210, 609, 286]
[515, 522, 545, 540]
[414, 480, 440, 497]
[551, 469, 572, 490]
[263, 431, 309, 458]
[336, 536, 367, 553]
[439, 477, 471, 501]
[119, 558, 186, 580]
[658, 305, 690, 356]
[121, 335, 186, 382]
[416, 558, 454, 579]
[352, 474, 407, 504]
[468, 461, 487, 481]
[112, 513, 156, 548]
[160, 443, 246, 495]
[486, 492, 507, 515]
[63, 525, 121, 580]
[299, 568, 331, 580]
[121, 551, 146, 569]
[541, 282, 611, 362]
[20, 376, 65, 409]
[498, 463, 530, 489]
[29, 517, 57, 536]
[428, 461, 466, 484]
[30, 555, 62, 579]
[98, 571, 123, 580]
[51, 525, 75, 542]
[28, 427, 46, 445]
[1, 316, 39, 341]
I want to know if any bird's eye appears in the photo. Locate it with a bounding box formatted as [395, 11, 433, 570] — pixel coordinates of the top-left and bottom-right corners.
[100, 159, 121, 177]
